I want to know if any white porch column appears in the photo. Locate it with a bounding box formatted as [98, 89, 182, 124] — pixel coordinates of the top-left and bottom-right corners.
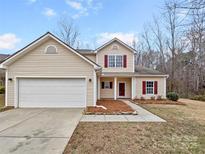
[93, 70, 97, 106]
[114, 77, 117, 100]
[131, 77, 136, 100]
[163, 77, 167, 99]
[97, 77, 100, 100]
[5, 70, 8, 107]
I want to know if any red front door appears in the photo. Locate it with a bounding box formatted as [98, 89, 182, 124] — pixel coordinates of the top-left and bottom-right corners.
[119, 82, 125, 96]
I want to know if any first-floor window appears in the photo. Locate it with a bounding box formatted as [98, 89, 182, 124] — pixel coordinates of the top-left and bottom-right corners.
[102, 81, 112, 89]
[104, 81, 110, 89]
[146, 81, 154, 94]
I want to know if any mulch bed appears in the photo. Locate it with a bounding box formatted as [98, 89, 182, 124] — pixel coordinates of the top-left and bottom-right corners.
[134, 99, 185, 105]
[85, 100, 135, 115]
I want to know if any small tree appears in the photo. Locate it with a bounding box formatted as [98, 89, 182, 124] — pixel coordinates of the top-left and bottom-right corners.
[56, 16, 80, 48]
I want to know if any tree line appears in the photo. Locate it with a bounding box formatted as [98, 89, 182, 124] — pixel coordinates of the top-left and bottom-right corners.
[134, 0, 205, 97]
[55, 0, 205, 98]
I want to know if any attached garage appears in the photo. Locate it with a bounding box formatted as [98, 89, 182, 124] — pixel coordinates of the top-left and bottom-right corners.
[1, 33, 100, 108]
[18, 78, 86, 108]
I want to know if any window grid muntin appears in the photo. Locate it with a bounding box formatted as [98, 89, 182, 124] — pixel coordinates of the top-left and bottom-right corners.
[108, 55, 115, 67]
[116, 55, 123, 67]
[108, 55, 123, 68]
[146, 81, 154, 94]
[104, 81, 110, 89]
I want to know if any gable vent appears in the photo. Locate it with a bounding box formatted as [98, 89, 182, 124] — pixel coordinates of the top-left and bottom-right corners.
[45, 45, 57, 54]
[112, 44, 119, 50]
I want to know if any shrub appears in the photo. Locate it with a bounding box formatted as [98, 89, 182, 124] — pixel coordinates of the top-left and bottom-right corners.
[140, 96, 145, 100]
[166, 92, 179, 101]
[191, 95, 205, 102]
[0, 87, 5, 94]
[156, 95, 163, 100]
[150, 96, 155, 100]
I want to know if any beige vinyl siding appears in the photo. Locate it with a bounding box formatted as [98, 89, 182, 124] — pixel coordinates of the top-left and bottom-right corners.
[84, 54, 96, 62]
[100, 77, 114, 99]
[7, 38, 94, 106]
[96, 41, 134, 72]
[135, 77, 166, 99]
[100, 77, 131, 99]
[117, 78, 131, 98]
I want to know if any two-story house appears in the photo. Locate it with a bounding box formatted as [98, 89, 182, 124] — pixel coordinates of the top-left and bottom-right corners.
[0, 32, 168, 108]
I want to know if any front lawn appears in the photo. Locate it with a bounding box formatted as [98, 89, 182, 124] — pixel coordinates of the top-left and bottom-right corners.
[64, 99, 205, 154]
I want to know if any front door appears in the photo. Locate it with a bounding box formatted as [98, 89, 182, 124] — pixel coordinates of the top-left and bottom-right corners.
[119, 82, 125, 97]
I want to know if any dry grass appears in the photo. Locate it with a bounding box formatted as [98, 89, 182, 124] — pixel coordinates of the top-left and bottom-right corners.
[64, 99, 205, 154]
[0, 94, 14, 112]
[0, 94, 4, 108]
[86, 100, 134, 114]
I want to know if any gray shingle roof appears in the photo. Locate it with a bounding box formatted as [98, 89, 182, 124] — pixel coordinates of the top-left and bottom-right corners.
[135, 66, 165, 75]
[76, 49, 95, 54]
[0, 54, 10, 63]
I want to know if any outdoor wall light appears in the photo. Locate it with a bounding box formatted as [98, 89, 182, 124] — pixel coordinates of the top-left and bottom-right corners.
[89, 79, 92, 82]
[8, 78, 12, 81]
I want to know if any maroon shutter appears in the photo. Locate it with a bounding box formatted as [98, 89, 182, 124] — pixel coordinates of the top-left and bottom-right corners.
[110, 82, 112, 89]
[104, 55, 108, 68]
[123, 55, 127, 68]
[142, 81, 146, 94]
[154, 81, 158, 94]
[101, 82, 104, 89]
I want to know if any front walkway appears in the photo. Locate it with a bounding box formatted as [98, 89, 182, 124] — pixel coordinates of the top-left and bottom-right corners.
[81, 100, 166, 122]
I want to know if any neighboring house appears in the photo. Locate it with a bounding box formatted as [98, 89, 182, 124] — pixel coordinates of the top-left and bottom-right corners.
[0, 32, 168, 108]
[0, 54, 10, 86]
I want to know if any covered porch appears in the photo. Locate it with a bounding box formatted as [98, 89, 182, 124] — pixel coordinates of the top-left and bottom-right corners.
[97, 74, 136, 100]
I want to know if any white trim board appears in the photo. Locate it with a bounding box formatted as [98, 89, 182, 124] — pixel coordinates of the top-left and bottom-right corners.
[95, 38, 136, 54]
[93, 70, 97, 106]
[5, 70, 8, 106]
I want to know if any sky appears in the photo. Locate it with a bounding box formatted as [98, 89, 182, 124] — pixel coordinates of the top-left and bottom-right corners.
[0, 0, 164, 54]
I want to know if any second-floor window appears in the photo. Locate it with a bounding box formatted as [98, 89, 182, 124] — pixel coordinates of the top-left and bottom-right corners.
[108, 55, 123, 68]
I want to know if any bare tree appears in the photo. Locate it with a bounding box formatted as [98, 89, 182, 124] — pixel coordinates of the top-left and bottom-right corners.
[136, 0, 205, 97]
[151, 17, 167, 73]
[56, 17, 80, 47]
[163, 0, 187, 91]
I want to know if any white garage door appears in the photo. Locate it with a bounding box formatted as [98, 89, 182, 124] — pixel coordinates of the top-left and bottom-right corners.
[18, 78, 86, 108]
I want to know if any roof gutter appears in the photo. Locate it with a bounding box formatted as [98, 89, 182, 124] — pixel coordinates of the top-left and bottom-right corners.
[134, 74, 169, 78]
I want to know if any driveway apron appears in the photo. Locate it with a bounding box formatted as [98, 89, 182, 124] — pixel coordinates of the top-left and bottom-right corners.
[0, 108, 83, 154]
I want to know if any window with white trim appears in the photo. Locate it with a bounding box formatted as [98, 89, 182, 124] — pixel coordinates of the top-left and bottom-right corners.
[146, 81, 154, 94]
[104, 81, 110, 89]
[108, 55, 123, 68]
[108, 55, 115, 67]
[116, 55, 123, 67]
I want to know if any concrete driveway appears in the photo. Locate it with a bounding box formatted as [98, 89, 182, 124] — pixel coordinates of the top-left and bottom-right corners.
[0, 108, 83, 154]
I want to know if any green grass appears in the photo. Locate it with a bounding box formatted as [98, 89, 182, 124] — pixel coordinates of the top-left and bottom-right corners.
[0, 94, 5, 108]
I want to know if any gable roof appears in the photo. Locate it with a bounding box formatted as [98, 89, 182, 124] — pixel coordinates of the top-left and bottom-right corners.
[0, 54, 9, 63]
[0, 32, 101, 69]
[135, 65, 168, 76]
[76, 49, 95, 55]
[94, 37, 136, 53]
